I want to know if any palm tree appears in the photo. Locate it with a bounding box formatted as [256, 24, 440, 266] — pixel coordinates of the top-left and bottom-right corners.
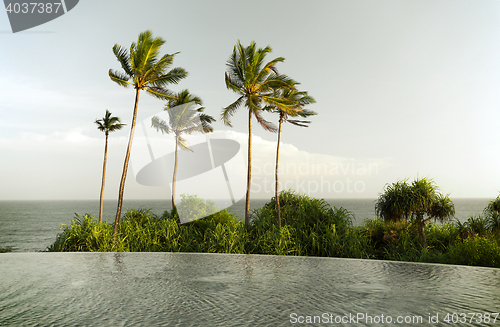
[269, 86, 316, 227]
[94, 110, 125, 222]
[222, 40, 296, 229]
[375, 177, 455, 247]
[151, 90, 215, 213]
[109, 30, 188, 239]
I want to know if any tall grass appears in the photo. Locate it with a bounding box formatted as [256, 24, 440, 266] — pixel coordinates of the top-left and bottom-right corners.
[47, 192, 500, 268]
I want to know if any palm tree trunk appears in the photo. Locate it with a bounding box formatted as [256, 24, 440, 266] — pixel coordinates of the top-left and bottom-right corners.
[275, 116, 283, 228]
[419, 220, 427, 248]
[99, 133, 109, 223]
[172, 135, 178, 212]
[245, 109, 252, 230]
[113, 88, 141, 241]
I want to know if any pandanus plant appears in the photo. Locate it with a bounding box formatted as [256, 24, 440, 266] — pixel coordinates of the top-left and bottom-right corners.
[376, 177, 455, 247]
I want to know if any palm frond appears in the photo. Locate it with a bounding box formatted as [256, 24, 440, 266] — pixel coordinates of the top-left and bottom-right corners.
[109, 69, 132, 88]
[112, 44, 133, 77]
[254, 110, 277, 132]
[143, 52, 179, 81]
[225, 72, 244, 94]
[146, 86, 177, 101]
[177, 135, 192, 152]
[221, 95, 245, 127]
[151, 116, 171, 134]
[287, 119, 311, 127]
[149, 67, 188, 87]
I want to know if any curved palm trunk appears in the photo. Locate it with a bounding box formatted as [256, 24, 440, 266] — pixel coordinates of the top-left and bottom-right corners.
[98, 133, 109, 223]
[275, 115, 283, 228]
[244, 109, 253, 230]
[113, 88, 141, 241]
[172, 135, 179, 213]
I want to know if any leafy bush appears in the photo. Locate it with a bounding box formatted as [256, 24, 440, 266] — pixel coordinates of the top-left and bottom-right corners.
[47, 191, 500, 268]
[442, 236, 500, 267]
[248, 190, 372, 258]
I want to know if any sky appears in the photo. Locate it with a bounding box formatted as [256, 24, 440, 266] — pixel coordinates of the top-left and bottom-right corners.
[1, 0, 499, 201]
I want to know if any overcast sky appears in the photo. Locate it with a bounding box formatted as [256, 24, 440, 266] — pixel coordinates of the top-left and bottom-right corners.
[1, 0, 499, 201]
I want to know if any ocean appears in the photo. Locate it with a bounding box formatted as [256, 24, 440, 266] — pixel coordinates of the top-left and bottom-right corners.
[0, 198, 492, 252]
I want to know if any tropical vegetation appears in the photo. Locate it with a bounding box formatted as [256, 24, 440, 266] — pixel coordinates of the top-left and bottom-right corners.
[222, 40, 297, 229]
[151, 90, 215, 211]
[94, 110, 125, 222]
[48, 191, 500, 268]
[109, 30, 188, 240]
[267, 84, 316, 227]
[375, 177, 455, 247]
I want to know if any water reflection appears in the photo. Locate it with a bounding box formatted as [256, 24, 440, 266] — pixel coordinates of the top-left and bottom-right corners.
[0, 253, 499, 326]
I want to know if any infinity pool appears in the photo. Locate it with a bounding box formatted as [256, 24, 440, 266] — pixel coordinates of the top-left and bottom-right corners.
[1, 253, 499, 326]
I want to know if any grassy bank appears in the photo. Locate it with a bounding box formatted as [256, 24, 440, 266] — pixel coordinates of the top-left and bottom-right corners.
[48, 192, 500, 268]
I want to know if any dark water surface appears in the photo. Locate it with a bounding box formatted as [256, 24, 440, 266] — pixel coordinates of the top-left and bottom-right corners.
[0, 198, 492, 252]
[1, 252, 499, 326]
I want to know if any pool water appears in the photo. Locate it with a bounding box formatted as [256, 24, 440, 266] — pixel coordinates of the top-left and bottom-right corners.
[1, 253, 499, 326]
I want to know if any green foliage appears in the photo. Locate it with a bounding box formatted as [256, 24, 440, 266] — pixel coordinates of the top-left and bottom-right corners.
[248, 190, 373, 259]
[484, 195, 500, 232]
[442, 236, 500, 267]
[465, 215, 488, 235]
[176, 194, 218, 223]
[48, 207, 247, 254]
[375, 177, 455, 223]
[47, 191, 500, 268]
[0, 246, 13, 253]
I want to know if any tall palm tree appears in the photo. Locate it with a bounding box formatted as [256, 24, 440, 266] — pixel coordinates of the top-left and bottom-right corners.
[270, 87, 316, 227]
[109, 30, 187, 239]
[94, 110, 125, 222]
[222, 40, 296, 229]
[151, 90, 215, 213]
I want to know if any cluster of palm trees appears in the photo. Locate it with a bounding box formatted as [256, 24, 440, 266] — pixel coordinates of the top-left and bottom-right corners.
[94, 31, 317, 239]
[375, 177, 455, 247]
[223, 41, 317, 229]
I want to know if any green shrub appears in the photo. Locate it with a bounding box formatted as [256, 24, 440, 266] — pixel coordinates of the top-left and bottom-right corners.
[443, 236, 500, 268]
[248, 190, 372, 259]
[46, 191, 500, 269]
[465, 215, 488, 235]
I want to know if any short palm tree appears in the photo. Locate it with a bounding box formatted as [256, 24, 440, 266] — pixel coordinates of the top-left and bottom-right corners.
[222, 40, 296, 229]
[376, 177, 455, 247]
[109, 30, 188, 238]
[94, 110, 125, 222]
[151, 90, 215, 213]
[269, 86, 316, 227]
